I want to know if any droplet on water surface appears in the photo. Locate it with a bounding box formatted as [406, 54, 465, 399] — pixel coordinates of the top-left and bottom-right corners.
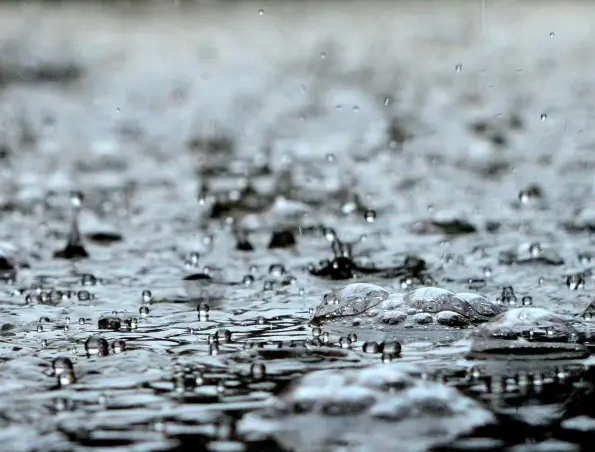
[468, 307, 589, 360]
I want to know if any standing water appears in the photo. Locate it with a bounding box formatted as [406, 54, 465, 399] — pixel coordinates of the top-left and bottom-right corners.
[1, 1, 595, 451]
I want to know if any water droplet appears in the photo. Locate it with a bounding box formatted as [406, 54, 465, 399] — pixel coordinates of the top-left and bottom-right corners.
[381, 352, 394, 363]
[58, 370, 77, 387]
[550, 31, 555, 37]
[541, 113, 547, 121]
[85, 335, 109, 356]
[36, 325, 43, 333]
[242, 274, 254, 285]
[198, 302, 210, 313]
[81, 273, 97, 286]
[111, 339, 126, 353]
[348, 333, 357, 343]
[326, 153, 335, 162]
[77, 290, 91, 301]
[250, 363, 266, 380]
[320, 52, 327, 60]
[455, 63, 462, 72]
[52, 357, 74, 376]
[338, 336, 350, 348]
[258, 8, 264, 16]
[521, 296, 533, 306]
[78, 318, 85, 325]
[141, 289, 152, 303]
[139, 306, 150, 316]
[268, 264, 286, 276]
[70, 191, 84, 210]
[364, 209, 377, 223]
[312, 327, 322, 337]
[380, 340, 402, 355]
[216, 329, 232, 342]
[362, 341, 380, 353]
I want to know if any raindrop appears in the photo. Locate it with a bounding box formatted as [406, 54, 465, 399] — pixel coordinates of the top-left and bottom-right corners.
[81, 274, 97, 286]
[77, 290, 91, 301]
[52, 357, 73, 376]
[111, 339, 126, 353]
[141, 289, 152, 303]
[85, 335, 109, 356]
[364, 209, 377, 223]
[250, 363, 266, 380]
[380, 340, 402, 355]
[58, 370, 77, 387]
[36, 325, 43, 333]
[268, 264, 286, 276]
[521, 296, 534, 306]
[139, 306, 150, 316]
[362, 341, 380, 353]
[54, 191, 89, 259]
[215, 329, 232, 343]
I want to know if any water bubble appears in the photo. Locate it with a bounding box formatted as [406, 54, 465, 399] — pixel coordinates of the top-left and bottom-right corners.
[36, 325, 43, 333]
[58, 370, 77, 387]
[52, 357, 74, 376]
[521, 296, 533, 306]
[111, 339, 126, 353]
[81, 273, 97, 286]
[312, 327, 322, 337]
[258, 8, 264, 16]
[348, 333, 358, 343]
[141, 289, 152, 303]
[566, 274, 585, 290]
[455, 63, 462, 72]
[338, 336, 350, 348]
[250, 363, 266, 380]
[39, 316, 51, 323]
[78, 318, 85, 325]
[380, 340, 402, 355]
[242, 274, 254, 285]
[216, 329, 232, 343]
[528, 242, 542, 257]
[198, 302, 210, 314]
[139, 306, 150, 316]
[362, 341, 380, 353]
[77, 290, 91, 301]
[268, 264, 286, 277]
[364, 209, 377, 223]
[263, 281, 274, 291]
[541, 113, 547, 121]
[85, 335, 109, 356]
[499, 286, 517, 305]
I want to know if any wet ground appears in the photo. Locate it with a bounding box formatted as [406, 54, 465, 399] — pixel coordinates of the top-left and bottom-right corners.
[3, 1, 595, 451]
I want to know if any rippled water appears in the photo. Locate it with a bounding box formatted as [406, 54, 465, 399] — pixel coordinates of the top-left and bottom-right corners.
[2, 1, 595, 451]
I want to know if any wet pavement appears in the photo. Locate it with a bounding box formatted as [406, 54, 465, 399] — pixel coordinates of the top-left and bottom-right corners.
[2, 1, 595, 451]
